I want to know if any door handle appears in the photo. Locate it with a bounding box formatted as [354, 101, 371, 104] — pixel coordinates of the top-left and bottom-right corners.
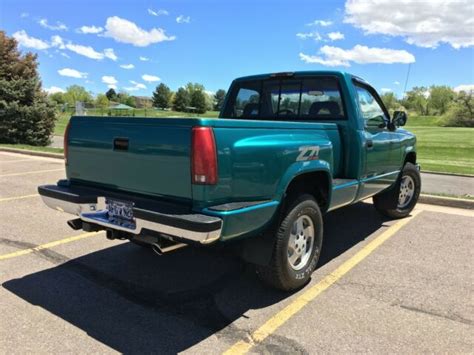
[366, 139, 374, 149]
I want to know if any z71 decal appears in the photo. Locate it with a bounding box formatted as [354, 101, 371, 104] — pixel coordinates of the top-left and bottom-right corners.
[297, 146, 320, 161]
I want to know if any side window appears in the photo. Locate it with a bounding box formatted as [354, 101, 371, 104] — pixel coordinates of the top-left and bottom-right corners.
[233, 88, 260, 118]
[300, 78, 345, 119]
[355, 85, 387, 124]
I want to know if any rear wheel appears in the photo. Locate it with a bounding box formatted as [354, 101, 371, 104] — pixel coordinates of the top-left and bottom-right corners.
[257, 194, 323, 291]
[374, 162, 421, 219]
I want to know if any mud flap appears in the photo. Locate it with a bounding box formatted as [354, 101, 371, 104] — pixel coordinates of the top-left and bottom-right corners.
[373, 175, 401, 210]
[240, 233, 275, 266]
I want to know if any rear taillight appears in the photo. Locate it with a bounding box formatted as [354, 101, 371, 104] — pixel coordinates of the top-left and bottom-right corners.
[191, 127, 217, 185]
[64, 121, 71, 165]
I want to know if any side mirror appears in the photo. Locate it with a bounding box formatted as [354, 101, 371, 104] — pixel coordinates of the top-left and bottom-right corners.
[366, 115, 387, 129]
[392, 111, 407, 127]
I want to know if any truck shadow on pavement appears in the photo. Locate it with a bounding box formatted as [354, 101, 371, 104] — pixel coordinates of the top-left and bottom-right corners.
[4, 202, 389, 353]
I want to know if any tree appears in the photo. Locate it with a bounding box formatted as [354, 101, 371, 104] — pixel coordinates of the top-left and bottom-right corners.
[214, 89, 226, 111]
[429, 85, 454, 115]
[191, 89, 207, 114]
[63, 85, 93, 106]
[0, 31, 56, 146]
[95, 94, 109, 109]
[106, 88, 117, 101]
[49, 92, 66, 106]
[116, 92, 135, 107]
[443, 90, 473, 127]
[152, 83, 172, 109]
[380, 92, 398, 112]
[185, 82, 207, 113]
[172, 87, 190, 112]
[402, 87, 429, 115]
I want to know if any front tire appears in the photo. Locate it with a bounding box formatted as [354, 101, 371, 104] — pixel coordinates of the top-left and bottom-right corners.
[374, 162, 421, 219]
[257, 194, 323, 291]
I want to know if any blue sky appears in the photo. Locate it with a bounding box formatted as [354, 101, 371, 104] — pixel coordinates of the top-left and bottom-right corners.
[1, 0, 473, 97]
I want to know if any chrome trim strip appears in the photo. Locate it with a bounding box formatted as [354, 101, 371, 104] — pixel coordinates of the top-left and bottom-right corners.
[40, 195, 221, 244]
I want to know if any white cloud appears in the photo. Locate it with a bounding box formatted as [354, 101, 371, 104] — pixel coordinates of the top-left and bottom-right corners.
[327, 31, 345, 41]
[102, 76, 118, 85]
[176, 15, 191, 24]
[139, 56, 149, 61]
[104, 48, 117, 61]
[454, 84, 474, 93]
[65, 43, 104, 60]
[299, 45, 415, 67]
[60, 52, 70, 58]
[125, 81, 147, 91]
[142, 74, 161, 82]
[61, 42, 117, 61]
[20, 12, 29, 18]
[306, 19, 333, 27]
[44, 86, 65, 94]
[104, 16, 175, 47]
[107, 84, 117, 89]
[58, 68, 87, 78]
[77, 25, 103, 34]
[51, 35, 65, 49]
[148, 9, 169, 16]
[344, 0, 474, 49]
[394, 81, 401, 85]
[39, 18, 68, 31]
[296, 32, 322, 41]
[381, 88, 392, 93]
[13, 30, 50, 50]
[120, 63, 135, 69]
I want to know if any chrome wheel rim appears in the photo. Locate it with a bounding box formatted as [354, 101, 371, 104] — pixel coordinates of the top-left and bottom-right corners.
[288, 215, 315, 270]
[398, 175, 415, 209]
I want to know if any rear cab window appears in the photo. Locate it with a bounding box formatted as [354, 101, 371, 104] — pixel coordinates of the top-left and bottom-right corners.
[222, 76, 346, 121]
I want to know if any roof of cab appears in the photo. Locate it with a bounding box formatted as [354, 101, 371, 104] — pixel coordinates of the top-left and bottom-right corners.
[233, 70, 358, 82]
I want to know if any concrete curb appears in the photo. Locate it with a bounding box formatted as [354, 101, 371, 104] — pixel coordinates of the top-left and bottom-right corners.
[0, 147, 63, 160]
[422, 170, 474, 178]
[419, 194, 474, 210]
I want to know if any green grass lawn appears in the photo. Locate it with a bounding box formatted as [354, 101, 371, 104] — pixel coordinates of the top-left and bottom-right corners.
[54, 109, 220, 136]
[406, 116, 473, 175]
[0, 144, 63, 154]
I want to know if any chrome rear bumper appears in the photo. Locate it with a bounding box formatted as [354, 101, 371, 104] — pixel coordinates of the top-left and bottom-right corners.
[38, 185, 222, 244]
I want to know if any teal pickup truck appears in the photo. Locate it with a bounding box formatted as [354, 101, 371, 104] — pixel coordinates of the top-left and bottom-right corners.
[39, 71, 420, 290]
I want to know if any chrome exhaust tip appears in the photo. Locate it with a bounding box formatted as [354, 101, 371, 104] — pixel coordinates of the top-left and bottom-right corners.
[151, 241, 187, 256]
[67, 218, 83, 230]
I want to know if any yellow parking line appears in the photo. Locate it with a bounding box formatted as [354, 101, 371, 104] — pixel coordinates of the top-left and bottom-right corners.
[0, 168, 63, 177]
[0, 194, 39, 202]
[0, 232, 101, 261]
[224, 210, 422, 355]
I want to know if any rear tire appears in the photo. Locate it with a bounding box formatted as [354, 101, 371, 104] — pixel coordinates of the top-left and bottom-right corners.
[374, 162, 421, 219]
[256, 194, 323, 291]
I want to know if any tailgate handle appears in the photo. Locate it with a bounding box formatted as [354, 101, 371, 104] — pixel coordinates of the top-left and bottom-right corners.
[114, 138, 129, 151]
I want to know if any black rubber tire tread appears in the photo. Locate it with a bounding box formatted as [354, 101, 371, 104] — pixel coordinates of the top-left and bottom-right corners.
[257, 194, 323, 291]
[374, 162, 421, 219]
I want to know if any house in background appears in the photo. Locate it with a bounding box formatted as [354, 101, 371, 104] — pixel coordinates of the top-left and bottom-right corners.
[133, 96, 153, 108]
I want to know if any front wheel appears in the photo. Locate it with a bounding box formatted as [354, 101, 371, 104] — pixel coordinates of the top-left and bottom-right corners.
[256, 194, 323, 291]
[374, 162, 421, 219]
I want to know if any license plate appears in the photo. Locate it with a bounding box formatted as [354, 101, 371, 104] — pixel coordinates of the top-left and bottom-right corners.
[106, 198, 134, 222]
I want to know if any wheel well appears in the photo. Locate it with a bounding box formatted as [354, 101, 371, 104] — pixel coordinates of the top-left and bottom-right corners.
[405, 152, 416, 165]
[284, 171, 330, 212]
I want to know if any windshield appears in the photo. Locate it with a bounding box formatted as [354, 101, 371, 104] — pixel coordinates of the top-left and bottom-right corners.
[222, 76, 345, 120]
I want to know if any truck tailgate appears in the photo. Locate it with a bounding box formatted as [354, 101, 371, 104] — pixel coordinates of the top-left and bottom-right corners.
[67, 117, 198, 200]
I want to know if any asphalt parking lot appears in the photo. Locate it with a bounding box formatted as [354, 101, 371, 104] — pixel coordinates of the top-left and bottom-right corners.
[0, 151, 472, 354]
